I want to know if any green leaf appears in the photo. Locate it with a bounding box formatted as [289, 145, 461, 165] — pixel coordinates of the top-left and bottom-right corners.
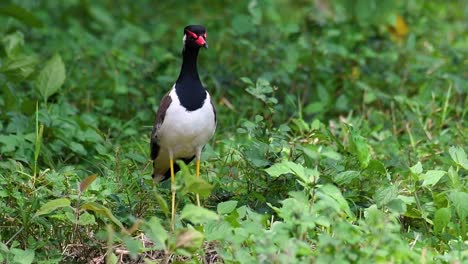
[420, 170, 446, 186]
[1, 31, 24, 57]
[265, 161, 295, 177]
[182, 175, 213, 198]
[142, 217, 168, 250]
[335, 170, 360, 185]
[122, 236, 141, 258]
[410, 162, 423, 174]
[349, 128, 371, 169]
[447, 166, 461, 189]
[318, 184, 355, 219]
[265, 161, 312, 183]
[11, 248, 34, 264]
[434, 207, 451, 234]
[77, 212, 96, 226]
[154, 191, 169, 216]
[449, 146, 468, 169]
[374, 185, 398, 207]
[34, 198, 71, 217]
[448, 191, 468, 220]
[0, 4, 43, 27]
[35, 54, 66, 102]
[81, 202, 124, 229]
[0, 54, 38, 81]
[217, 200, 238, 215]
[180, 204, 219, 224]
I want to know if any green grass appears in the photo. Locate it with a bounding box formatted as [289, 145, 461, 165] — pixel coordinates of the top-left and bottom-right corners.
[0, 0, 467, 263]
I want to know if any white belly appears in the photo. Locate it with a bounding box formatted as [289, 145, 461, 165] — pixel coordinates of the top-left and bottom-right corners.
[157, 89, 216, 158]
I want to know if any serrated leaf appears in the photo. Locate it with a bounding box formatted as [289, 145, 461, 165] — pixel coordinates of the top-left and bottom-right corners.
[79, 174, 97, 193]
[410, 162, 423, 174]
[78, 212, 96, 226]
[0, 54, 38, 81]
[180, 204, 219, 224]
[11, 248, 34, 264]
[335, 170, 360, 185]
[122, 236, 141, 258]
[434, 207, 451, 234]
[349, 128, 371, 169]
[34, 198, 71, 217]
[318, 184, 354, 219]
[448, 191, 468, 220]
[182, 175, 213, 198]
[142, 217, 167, 250]
[374, 185, 398, 207]
[449, 146, 468, 169]
[35, 54, 66, 102]
[265, 161, 308, 182]
[81, 202, 123, 229]
[154, 191, 169, 216]
[420, 170, 446, 186]
[217, 200, 238, 214]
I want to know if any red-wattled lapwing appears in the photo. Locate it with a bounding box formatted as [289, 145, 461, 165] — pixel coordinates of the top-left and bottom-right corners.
[150, 25, 216, 230]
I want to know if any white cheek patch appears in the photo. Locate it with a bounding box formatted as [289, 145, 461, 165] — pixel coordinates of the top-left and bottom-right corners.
[182, 34, 187, 45]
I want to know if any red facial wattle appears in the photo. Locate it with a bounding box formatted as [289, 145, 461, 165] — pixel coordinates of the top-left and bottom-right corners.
[186, 30, 207, 47]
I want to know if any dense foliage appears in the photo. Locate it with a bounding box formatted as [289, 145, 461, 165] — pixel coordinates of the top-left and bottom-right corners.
[0, 0, 466, 263]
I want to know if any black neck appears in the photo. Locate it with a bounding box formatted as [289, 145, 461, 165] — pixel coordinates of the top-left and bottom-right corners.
[177, 47, 200, 82]
[174, 46, 207, 111]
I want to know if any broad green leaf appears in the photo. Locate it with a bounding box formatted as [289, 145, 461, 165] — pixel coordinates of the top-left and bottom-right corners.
[349, 128, 371, 169]
[11, 248, 34, 264]
[448, 191, 468, 220]
[154, 191, 169, 216]
[180, 204, 219, 224]
[79, 174, 97, 193]
[174, 228, 204, 253]
[410, 162, 423, 174]
[420, 170, 446, 186]
[0, 54, 38, 81]
[35, 54, 66, 102]
[434, 207, 451, 234]
[335, 170, 360, 185]
[34, 198, 71, 217]
[78, 212, 96, 226]
[265, 161, 295, 178]
[217, 200, 238, 215]
[265, 161, 309, 181]
[0, 4, 43, 27]
[374, 185, 398, 207]
[447, 166, 461, 189]
[182, 174, 213, 198]
[143, 217, 168, 250]
[81, 202, 123, 229]
[122, 236, 141, 258]
[1, 31, 24, 57]
[318, 184, 354, 219]
[449, 146, 468, 169]
[107, 253, 118, 264]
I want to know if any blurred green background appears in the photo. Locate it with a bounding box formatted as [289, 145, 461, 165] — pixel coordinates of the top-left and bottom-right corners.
[0, 0, 466, 263]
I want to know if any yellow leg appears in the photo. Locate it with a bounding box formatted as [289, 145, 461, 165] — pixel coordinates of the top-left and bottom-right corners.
[196, 159, 201, 207]
[170, 158, 175, 231]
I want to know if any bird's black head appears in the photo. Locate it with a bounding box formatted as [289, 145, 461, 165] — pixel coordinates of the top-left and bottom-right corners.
[183, 25, 208, 49]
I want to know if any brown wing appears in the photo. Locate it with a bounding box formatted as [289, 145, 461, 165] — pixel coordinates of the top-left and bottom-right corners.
[150, 93, 172, 160]
[210, 98, 217, 124]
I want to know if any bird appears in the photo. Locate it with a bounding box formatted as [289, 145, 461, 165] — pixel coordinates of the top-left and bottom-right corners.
[150, 25, 216, 230]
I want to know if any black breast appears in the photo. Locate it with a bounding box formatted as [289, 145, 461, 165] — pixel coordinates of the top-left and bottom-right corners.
[175, 79, 207, 111]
